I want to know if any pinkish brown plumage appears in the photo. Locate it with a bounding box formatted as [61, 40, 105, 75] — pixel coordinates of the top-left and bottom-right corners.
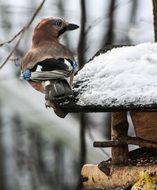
[21, 17, 79, 117]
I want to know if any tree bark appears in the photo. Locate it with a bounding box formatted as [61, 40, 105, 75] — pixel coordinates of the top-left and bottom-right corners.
[81, 164, 157, 190]
[0, 107, 5, 190]
[153, 0, 157, 41]
[77, 1, 87, 189]
[77, 0, 87, 69]
[101, 0, 116, 47]
[77, 113, 87, 190]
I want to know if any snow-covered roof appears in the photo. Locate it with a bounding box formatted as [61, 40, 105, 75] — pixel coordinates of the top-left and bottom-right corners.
[74, 43, 157, 107]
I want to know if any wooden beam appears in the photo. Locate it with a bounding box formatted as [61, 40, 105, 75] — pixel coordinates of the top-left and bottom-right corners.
[94, 136, 157, 149]
[55, 97, 157, 112]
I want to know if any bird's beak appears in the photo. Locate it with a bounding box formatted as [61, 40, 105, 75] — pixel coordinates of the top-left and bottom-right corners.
[66, 23, 79, 30]
[57, 22, 79, 37]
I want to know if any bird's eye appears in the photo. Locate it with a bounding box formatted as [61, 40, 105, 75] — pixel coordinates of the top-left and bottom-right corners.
[53, 20, 62, 27]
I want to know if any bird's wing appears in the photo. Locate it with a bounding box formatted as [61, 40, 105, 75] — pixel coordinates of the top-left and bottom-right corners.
[21, 44, 76, 94]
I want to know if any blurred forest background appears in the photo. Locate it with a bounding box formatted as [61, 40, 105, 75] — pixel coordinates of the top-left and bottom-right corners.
[0, 0, 154, 190]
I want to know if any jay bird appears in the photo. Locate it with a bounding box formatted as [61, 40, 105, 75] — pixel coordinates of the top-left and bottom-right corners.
[20, 17, 79, 118]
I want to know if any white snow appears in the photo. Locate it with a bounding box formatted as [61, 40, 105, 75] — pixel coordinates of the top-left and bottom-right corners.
[74, 43, 157, 106]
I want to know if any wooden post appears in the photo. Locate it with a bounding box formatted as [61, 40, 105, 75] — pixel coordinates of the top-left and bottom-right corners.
[111, 112, 129, 165]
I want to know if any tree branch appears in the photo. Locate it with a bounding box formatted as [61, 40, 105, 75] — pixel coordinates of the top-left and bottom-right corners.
[0, 28, 24, 47]
[0, 0, 46, 69]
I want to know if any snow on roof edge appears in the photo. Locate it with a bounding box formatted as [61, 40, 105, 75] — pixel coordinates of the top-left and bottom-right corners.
[74, 42, 157, 106]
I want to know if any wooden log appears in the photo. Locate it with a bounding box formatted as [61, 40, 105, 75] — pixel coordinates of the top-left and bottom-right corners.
[81, 164, 157, 190]
[94, 136, 157, 149]
[111, 112, 129, 165]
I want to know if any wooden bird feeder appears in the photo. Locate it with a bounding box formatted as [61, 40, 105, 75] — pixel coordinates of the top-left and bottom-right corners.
[54, 44, 157, 190]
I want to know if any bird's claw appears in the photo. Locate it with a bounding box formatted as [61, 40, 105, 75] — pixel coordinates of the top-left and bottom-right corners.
[45, 101, 51, 108]
[45, 100, 55, 109]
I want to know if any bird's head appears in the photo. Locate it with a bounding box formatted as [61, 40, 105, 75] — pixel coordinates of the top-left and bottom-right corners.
[32, 17, 79, 46]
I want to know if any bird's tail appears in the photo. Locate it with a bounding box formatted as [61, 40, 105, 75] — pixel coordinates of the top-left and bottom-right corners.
[45, 79, 72, 99]
[45, 79, 72, 118]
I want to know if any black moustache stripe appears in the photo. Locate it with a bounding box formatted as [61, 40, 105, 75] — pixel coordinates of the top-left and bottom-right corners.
[57, 27, 67, 37]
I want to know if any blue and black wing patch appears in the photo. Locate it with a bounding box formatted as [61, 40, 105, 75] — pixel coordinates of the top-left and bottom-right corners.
[31, 58, 77, 73]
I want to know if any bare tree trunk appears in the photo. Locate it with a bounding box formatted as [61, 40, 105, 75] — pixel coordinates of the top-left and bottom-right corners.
[80, 114, 87, 167]
[77, 0, 87, 69]
[57, 0, 70, 49]
[130, 0, 138, 25]
[77, 113, 87, 190]
[125, 0, 139, 44]
[101, 0, 116, 47]
[0, 106, 5, 190]
[153, 0, 157, 41]
[77, 0, 87, 189]
[101, 1, 116, 140]
[53, 142, 64, 190]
